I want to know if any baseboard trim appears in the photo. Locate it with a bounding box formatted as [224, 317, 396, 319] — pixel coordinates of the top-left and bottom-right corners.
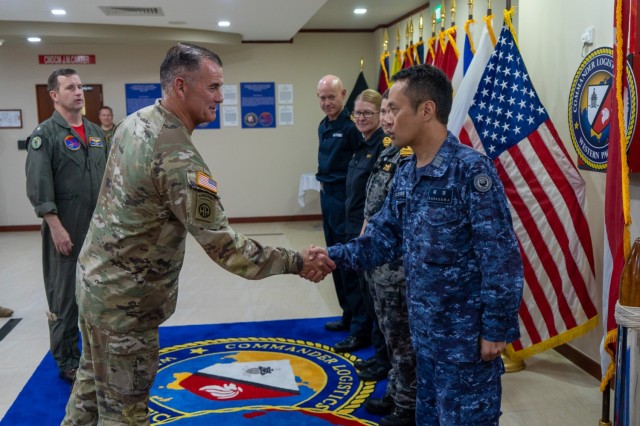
[554, 343, 601, 381]
[0, 215, 323, 232]
[0, 225, 40, 232]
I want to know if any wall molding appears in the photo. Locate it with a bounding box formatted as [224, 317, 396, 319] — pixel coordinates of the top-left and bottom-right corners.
[554, 344, 601, 381]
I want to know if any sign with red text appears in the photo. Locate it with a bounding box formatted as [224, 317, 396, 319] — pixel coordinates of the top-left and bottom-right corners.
[38, 55, 96, 65]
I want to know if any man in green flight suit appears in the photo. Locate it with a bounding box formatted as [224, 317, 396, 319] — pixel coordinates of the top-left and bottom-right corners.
[25, 68, 109, 384]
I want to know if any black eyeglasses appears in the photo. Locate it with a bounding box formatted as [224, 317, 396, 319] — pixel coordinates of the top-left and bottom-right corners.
[353, 111, 378, 118]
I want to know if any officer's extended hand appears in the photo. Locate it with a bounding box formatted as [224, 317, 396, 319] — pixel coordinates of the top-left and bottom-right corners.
[299, 245, 335, 283]
[480, 338, 506, 361]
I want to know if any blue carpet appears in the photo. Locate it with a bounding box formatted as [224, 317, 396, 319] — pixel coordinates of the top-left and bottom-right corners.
[2, 317, 386, 425]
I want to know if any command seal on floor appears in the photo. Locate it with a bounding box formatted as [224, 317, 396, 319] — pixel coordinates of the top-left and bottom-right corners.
[148, 337, 376, 425]
[568, 46, 637, 171]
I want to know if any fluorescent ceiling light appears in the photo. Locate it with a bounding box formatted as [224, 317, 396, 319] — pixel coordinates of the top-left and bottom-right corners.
[218, 20, 230, 27]
[51, 9, 66, 15]
[354, 8, 367, 14]
[27, 37, 42, 43]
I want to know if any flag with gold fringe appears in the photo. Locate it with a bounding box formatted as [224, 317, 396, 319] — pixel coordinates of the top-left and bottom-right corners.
[426, 34, 437, 65]
[451, 18, 476, 93]
[434, 26, 459, 80]
[450, 9, 598, 361]
[377, 50, 390, 94]
[414, 37, 424, 65]
[391, 46, 402, 78]
[601, 0, 632, 391]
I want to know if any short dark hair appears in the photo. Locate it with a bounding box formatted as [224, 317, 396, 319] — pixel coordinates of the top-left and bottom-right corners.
[99, 106, 113, 114]
[160, 43, 223, 93]
[390, 64, 452, 124]
[47, 68, 78, 92]
[381, 89, 389, 100]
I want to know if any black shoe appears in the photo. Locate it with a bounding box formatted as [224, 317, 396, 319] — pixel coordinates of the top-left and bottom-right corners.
[333, 335, 370, 353]
[354, 356, 377, 370]
[364, 394, 394, 415]
[358, 362, 389, 381]
[324, 319, 349, 331]
[379, 407, 416, 426]
[59, 368, 77, 384]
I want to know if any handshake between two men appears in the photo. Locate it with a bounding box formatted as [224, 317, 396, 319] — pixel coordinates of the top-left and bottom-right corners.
[298, 245, 335, 283]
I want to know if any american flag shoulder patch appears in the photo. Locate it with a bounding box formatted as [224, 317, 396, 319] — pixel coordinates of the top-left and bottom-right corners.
[195, 171, 218, 194]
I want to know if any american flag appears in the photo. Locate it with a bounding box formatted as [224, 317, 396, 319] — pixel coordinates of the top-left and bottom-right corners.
[197, 171, 218, 193]
[458, 24, 598, 360]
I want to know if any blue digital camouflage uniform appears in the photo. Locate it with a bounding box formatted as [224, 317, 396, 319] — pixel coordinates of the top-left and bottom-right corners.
[328, 132, 523, 425]
[25, 111, 108, 377]
[362, 138, 416, 410]
[62, 100, 304, 425]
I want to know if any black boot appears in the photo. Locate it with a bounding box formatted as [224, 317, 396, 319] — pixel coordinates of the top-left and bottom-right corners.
[379, 407, 416, 426]
[363, 394, 394, 415]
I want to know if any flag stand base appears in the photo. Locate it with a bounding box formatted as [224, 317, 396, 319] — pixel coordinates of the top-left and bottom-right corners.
[501, 352, 525, 373]
[598, 421, 612, 426]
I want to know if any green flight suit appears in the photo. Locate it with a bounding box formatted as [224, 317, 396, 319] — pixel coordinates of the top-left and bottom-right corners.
[25, 110, 109, 374]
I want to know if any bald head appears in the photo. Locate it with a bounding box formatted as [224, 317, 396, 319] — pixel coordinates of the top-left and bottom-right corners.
[317, 74, 346, 121]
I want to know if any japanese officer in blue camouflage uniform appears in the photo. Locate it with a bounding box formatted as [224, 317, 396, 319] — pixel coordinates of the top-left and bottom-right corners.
[309, 64, 524, 425]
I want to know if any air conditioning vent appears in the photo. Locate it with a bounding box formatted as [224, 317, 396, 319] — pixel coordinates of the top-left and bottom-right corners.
[99, 6, 164, 16]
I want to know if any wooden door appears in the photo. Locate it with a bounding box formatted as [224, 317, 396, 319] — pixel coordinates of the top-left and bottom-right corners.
[35, 84, 103, 125]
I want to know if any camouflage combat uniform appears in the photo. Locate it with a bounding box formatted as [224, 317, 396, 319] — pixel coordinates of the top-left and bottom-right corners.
[62, 100, 303, 425]
[362, 138, 416, 411]
[25, 111, 108, 377]
[328, 132, 523, 425]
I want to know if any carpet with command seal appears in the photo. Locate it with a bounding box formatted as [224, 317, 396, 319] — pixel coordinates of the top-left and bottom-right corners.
[2, 317, 387, 425]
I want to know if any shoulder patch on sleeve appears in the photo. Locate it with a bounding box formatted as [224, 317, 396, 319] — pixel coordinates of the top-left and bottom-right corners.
[188, 170, 218, 195]
[473, 173, 493, 193]
[30, 136, 42, 150]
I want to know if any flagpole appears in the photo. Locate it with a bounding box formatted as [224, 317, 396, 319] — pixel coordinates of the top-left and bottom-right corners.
[600, 384, 611, 425]
[451, 0, 456, 27]
[613, 238, 640, 425]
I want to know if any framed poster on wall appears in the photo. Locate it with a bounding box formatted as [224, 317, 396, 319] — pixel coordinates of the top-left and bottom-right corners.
[0, 109, 22, 128]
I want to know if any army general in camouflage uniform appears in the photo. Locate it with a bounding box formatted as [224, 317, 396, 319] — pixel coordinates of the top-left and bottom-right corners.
[25, 68, 109, 385]
[320, 65, 523, 425]
[62, 43, 334, 425]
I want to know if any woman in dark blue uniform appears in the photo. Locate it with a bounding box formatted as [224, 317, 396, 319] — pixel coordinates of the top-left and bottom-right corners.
[340, 90, 388, 368]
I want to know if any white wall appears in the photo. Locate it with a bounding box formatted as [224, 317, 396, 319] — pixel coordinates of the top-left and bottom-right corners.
[0, 32, 377, 225]
[2, 1, 639, 367]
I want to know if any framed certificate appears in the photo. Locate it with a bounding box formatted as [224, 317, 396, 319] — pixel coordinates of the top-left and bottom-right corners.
[0, 109, 22, 128]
